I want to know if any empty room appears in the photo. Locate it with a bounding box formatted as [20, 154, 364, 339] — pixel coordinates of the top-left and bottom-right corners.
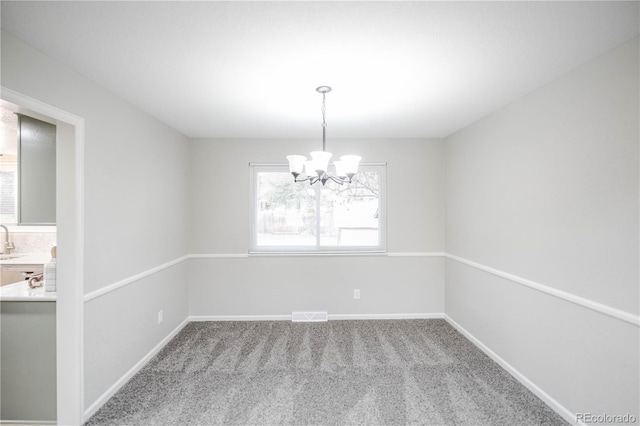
[0, 1, 638, 425]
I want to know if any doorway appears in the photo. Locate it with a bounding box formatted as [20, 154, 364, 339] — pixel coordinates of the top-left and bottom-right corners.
[1, 87, 85, 425]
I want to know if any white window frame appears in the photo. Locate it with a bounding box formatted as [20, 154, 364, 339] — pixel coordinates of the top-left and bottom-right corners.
[250, 162, 387, 254]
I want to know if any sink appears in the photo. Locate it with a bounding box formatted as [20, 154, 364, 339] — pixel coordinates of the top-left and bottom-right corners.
[0, 254, 25, 261]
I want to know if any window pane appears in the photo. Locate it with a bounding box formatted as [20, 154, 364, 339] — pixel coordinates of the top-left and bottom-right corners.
[0, 169, 17, 223]
[255, 171, 316, 247]
[318, 171, 380, 247]
[251, 164, 385, 252]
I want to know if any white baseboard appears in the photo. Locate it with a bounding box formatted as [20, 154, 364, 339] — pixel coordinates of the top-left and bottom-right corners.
[189, 314, 292, 321]
[189, 313, 444, 322]
[83, 318, 190, 422]
[444, 314, 578, 426]
[329, 313, 444, 320]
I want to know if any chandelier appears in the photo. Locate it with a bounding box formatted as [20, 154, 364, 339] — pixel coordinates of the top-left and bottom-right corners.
[286, 86, 361, 186]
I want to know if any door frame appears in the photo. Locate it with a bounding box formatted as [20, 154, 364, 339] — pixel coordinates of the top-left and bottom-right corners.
[1, 87, 85, 425]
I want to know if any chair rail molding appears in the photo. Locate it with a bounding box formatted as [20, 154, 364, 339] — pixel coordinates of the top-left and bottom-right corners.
[445, 253, 639, 327]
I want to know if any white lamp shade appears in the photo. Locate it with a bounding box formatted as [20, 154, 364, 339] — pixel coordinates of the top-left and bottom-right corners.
[310, 151, 332, 173]
[304, 160, 318, 177]
[333, 160, 346, 178]
[340, 155, 362, 175]
[286, 155, 307, 174]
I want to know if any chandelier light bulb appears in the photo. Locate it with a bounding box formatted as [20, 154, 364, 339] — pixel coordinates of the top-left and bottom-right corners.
[286, 155, 307, 176]
[340, 155, 362, 175]
[310, 151, 332, 174]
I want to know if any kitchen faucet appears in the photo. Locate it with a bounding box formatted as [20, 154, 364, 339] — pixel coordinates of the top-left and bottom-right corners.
[0, 224, 16, 254]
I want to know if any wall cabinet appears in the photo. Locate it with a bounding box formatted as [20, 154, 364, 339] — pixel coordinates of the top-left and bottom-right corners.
[18, 114, 56, 225]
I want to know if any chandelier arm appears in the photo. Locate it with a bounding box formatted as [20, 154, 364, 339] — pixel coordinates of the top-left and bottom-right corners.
[293, 175, 312, 183]
[327, 175, 345, 185]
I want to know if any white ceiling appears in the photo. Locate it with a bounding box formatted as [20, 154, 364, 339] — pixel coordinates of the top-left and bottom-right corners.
[1, 1, 638, 139]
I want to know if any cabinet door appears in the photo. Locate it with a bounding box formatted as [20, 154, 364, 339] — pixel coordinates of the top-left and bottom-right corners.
[1, 301, 56, 421]
[18, 114, 56, 225]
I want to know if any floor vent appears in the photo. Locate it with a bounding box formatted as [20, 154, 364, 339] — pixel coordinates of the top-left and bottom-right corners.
[292, 311, 328, 322]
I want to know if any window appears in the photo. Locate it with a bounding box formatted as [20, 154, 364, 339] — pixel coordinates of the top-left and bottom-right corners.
[0, 104, 18, 224]
[250, 163, 386, 253]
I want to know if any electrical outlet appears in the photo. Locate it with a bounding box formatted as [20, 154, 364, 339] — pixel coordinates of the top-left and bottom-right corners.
[354, 289, 360, 300]
[157, 310, 163, 324]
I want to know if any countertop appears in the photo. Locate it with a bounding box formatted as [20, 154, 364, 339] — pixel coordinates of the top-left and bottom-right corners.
[0, 252, 51, 265]
[1, 253, 55, 301]
[0, 280, 56, 301]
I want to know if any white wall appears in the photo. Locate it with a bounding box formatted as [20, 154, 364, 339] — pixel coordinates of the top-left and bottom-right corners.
[445, 37, 639, 421]
[188, 138, 445, 317]
[83, 263, 188, 407]
[1, 31, 191, 417]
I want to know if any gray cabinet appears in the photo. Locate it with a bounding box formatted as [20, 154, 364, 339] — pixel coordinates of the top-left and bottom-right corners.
[18, 114, 56, 225]
[0, 301, 56, 422]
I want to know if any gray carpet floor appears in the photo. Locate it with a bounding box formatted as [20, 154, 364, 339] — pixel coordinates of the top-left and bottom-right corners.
[86, 319, 568, 425]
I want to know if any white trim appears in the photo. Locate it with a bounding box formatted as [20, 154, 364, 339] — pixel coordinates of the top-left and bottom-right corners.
[189, 253, 249, 259]
[445, 254, 640, 327]
[0, 421, 56, 425]
[387, 252, 446, 257]
[83, 255, 189, 302]
[85, 251, 638, 328]
[248, 251, 388, 257]
[175, 252, 443, 259]
[247, 252, 443, 257]
[83, 318, 190, 422]
[72, 115, 86, 425]
[1, 87, 86, 426]
[444, 314, 578, 426]
[84, 251, 445, 304]
[189, 313, 443, 322]
[292, 311, 329, 322]
[329, 313, 444, 320]
[190, 314, 292, 322]
[249, 162, 388, 167]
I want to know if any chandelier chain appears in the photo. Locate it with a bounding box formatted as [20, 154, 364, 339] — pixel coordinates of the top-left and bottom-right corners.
[321, 93, 327, 128]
